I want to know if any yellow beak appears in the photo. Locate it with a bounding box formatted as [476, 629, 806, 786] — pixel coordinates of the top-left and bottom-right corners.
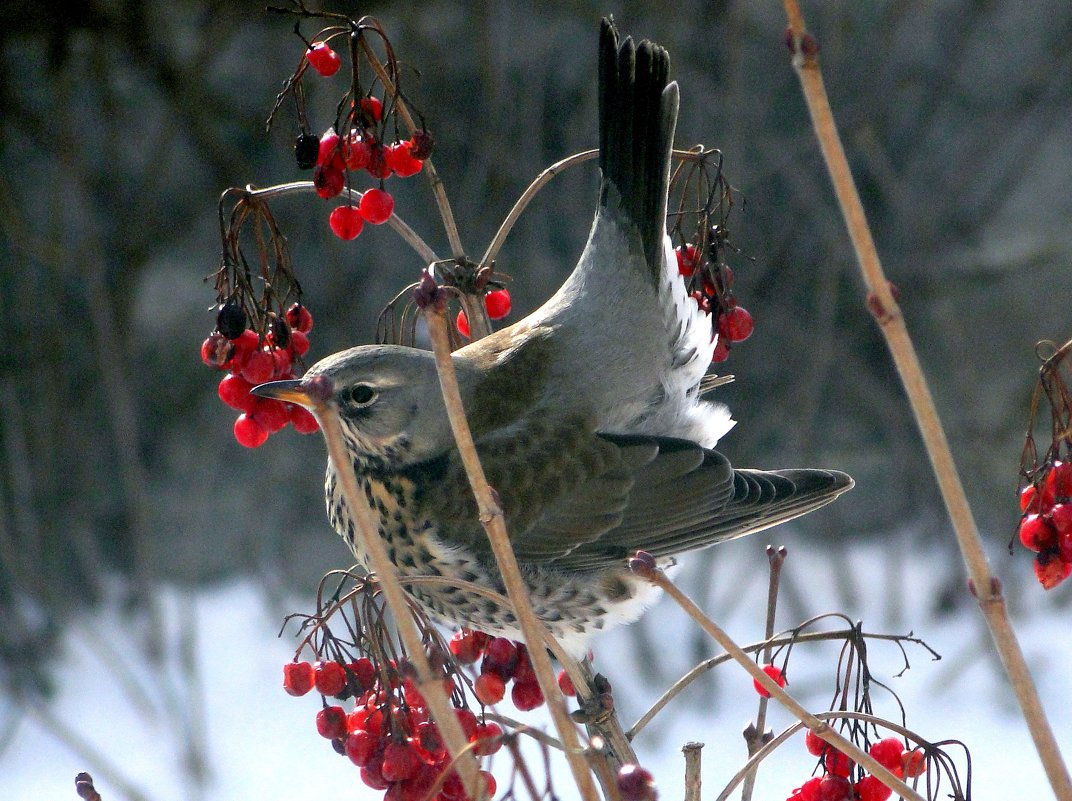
[250, 379, 313, 407]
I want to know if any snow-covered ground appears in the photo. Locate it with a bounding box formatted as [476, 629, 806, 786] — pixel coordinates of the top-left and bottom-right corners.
[3, 535, 1068, 800]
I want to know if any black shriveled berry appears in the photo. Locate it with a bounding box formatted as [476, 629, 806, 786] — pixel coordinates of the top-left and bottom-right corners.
[294, 133, 320, 170]
[216, 300, 247, 340]
[271, 316, 291, 349]
[409, 129, 434, 160]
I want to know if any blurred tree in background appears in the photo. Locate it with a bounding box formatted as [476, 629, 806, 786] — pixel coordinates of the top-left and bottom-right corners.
[1, 0, 1071, 708]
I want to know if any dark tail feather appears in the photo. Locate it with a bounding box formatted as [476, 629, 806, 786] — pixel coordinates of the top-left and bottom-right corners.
[598, 17, 678, 282]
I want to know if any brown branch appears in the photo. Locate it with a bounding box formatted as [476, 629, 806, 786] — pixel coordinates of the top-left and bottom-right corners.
[310, 401, 484, 799]
[682, 742, 703, 801]
[782, 3, 1072, 798]
[419, 301, 600, 801]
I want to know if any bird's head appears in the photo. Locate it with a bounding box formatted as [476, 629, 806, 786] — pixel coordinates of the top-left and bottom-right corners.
[252, 344, 454, 469]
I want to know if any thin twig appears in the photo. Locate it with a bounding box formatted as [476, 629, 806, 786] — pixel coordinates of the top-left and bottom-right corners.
[782, 4, 1072, 798]
[419, 302, 600, 801]
[244, 182, 439, 264]
[683, 741, 703, 801]
[311, 401, 483, 799]
[636, 564, 924, 801]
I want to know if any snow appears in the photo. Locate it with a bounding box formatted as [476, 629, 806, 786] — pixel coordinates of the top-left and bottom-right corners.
[2, 535, 1068, 800]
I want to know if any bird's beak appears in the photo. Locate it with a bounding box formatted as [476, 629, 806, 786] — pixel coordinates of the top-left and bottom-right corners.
[250, 379, 313, 407]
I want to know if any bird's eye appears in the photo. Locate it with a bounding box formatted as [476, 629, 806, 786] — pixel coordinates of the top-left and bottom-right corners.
[347, 384, 377, 406]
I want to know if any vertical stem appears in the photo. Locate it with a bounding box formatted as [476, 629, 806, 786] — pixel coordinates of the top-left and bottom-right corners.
[782, 4, 1072, 797]
[420, 304, 601, 801]
[682, 742, 703, 801]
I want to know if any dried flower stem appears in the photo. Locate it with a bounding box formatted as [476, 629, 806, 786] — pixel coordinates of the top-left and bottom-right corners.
[782, 3, 1072, 798]
[312, 402, 483, 799]
[682, 742, 703, 801]
[420, 304, 600, 801]
[640, 565, 924, 801]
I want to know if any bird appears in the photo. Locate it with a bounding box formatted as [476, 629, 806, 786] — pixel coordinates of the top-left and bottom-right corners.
[255, 18, 852, 657]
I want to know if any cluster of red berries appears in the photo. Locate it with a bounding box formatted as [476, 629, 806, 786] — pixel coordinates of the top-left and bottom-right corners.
[785, 733, 925, 801]
[455, 289, 512, 339]
[294, 44, 433, 243]
[448, 629, 550, 711]
[675, 244, 754, 363]
[200, 302, 318, 448]
[1018, 461, 1072, 588]
[284, 658, 499, 801]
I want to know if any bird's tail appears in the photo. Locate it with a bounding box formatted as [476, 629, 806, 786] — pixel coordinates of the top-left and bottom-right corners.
[598, 17, 678, 284]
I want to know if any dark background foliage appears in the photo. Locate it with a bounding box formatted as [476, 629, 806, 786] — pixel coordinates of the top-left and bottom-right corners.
[1, 0, 1070, 702]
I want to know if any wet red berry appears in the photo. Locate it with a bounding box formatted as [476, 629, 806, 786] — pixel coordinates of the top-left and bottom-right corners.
[285, 303, 313, 333]
[753, 663, 786, 698]
[201, 332, 232, 368]
[617, 764, 657, 801]
[449, 629, 485, 664]
[712, 338, 730, 362]
[1019, 513, 1056, 552]
[455, 310, 470, 338]
[901, 748, 926, 778]
[316, 705, 348, 739]
[1020, 484, 1040, 513]
[484, 288, 511, 320]
[511, 679, 544, 711]
[473, 672, 505, 705]
[454, 708, 479, 740]
[360, 96, 383, 121]
[306, 42, 341, 77]
[557, 669, 576, 697]
[719, 305, 755, 343]
[360, 764, 389, 791]
[343, 132, 372, 170]
[314, 661, 348, 696]
[344, 730, 377, 766]
[252, 397, 290, 434]
[290, 404, 319, 434]
[798, 776, 822, 801]
[239, 348, 275, 384]
[360, 188, 394, 223]
[385, 140, 423, 177]
[329, 205, 364, 240]
[283, 661, 315, 696]
[472, 721, 502, 756]
[819, 774, 852, 801]
[868, 737, 904, 771]
[1034, 553, 1072, 589]
[366, 144, 392, 179]
[314, 164, 345, 198]
[805, 729, 826, 756]
[676, 244, 699, 277]
[234, 414, 269, 448]
[1045, 461, 1072, 503]
[381, 741, 420, 782]
[823, 748, 853, 778]
[289, 329, 310, 357]
[218, 374, 255, 411]
[855, 775, 892, 801]
[317, 129, 343, 169]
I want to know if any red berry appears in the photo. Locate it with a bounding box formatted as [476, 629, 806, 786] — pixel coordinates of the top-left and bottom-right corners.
[218, 374, 255, 411]
[285, 303, 313, 333]
[1020, 484, 1040, 513]
[753, 663, 786, 698]
[314, 661, 348, 696]
[855, 775, 892, 801]
[823, 748, 853, 778]
[360, 96, 383, 121]
[711, 338, 730, 362]
[557, 669, 576, 697]
[329, 205, 364, 240]
[479, 771, 497, 798]
[343, 132, 372, 170]
[1046, 461, 1072, 503]
[719, 305, 755, 343]
[819, 774, 852, 801]
[366, 144, 392, 179]
[1052, 503, 1072, 538]
[359, 188, 394, 224]
[1019, 513, 1057, 552]
[290, 404, 319, 434]
[484, 288, 512, 320]
[234, 414, 269, 448]
[901, 748, 926, 778]
[252, 397, 290, 434]
[231, 328, 259, 359]
[381, 741, 420, 782]
[472, 721, 503, 756]
[409, 130, 434, 160]
[798, 776, 822, 801]
[455, 310, 470, 338]
[414, 721, 446, 762]
[511, 679, 544, 711]
[868, 737, 904, 771]
[272, 347, 293, 378]
[289, 329, 311, 357]
[454, 708, 479, 740]
[317, 129, 343, 169]
[283, 661, 315, 696]
[348, 657, 377, 692]
[360, 765, 389, 791]
[473, 672, 505, 705]
[239, 348, 275, 385]
[201, 332, 232, 368]
[385, 141, 424, 177]
[1034, 553, 1072, 589]
[617, 764, 657, 801]
[449, 629, 485, 664]
[306, 42, 341, 77]
[344, 730, 377, 766]
[676, 244, 699, 277]
[315, 705, 348, 739]
[314, 164, 344, 198]
[805, 729, 826, 756]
